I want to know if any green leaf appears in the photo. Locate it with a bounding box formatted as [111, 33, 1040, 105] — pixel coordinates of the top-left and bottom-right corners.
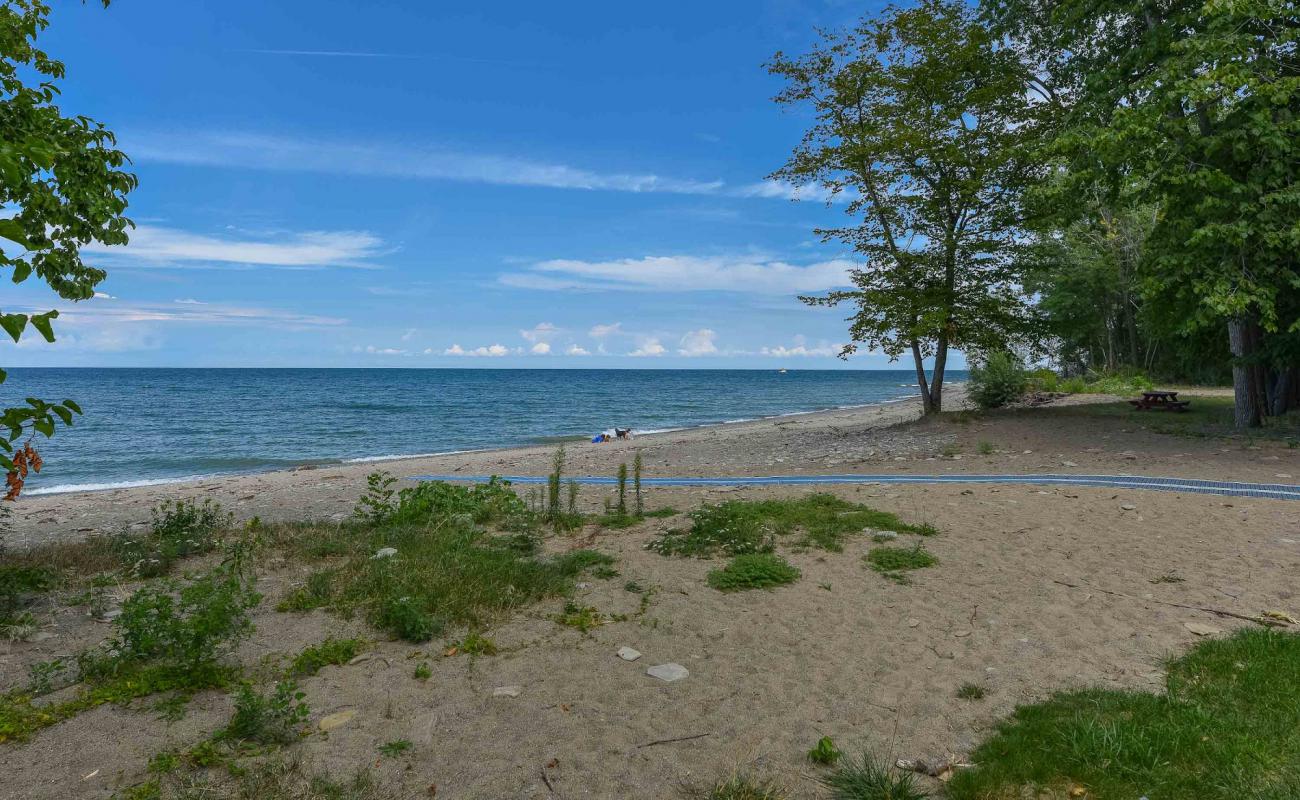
[51, 405, 73, 426]
[0, 313, 28, 343]
[10, 262, 32, 283]
[33, 418, 55, 438]
[0, 368, 6, 385]
[0, 456, 12, 473]
[29, 309, 58, 343]
[62, 399, 81, 414]
[0, 218, 31, 248]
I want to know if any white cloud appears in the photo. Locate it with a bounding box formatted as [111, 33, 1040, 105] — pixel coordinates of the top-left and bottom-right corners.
[93, 291, 116, 300]
[677, 328, 718, 356]
[565, 344, 591, 356]
[735, 180, 843, 203]
[174, 298, 205, 305]
[443, 343, 513, 357]
[84, 225, 385, 269]
[589, 322, 623, 338]
[629, 338, 666, 357]
[502, 254, 854, 295]
[56, 300, 346, 328]
[519, 322, 560, 343]
[129, 131, 724, 196]
[530, 341, 551, 355]
[400, 328, 417, 341]
[358, 345, 407, 356]
[760, 336, 843, 358]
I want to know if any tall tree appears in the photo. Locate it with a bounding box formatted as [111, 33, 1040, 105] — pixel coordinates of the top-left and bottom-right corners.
[1, 0, 134, 496]
[987, 0, 1300, 427]
[768, 0, 1040, 413]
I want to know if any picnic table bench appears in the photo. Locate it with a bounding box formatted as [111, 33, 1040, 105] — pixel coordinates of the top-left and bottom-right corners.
[1128, 390, 1191, 412]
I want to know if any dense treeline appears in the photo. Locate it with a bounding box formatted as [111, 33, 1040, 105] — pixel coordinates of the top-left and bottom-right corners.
[777, 0, 1298, 426]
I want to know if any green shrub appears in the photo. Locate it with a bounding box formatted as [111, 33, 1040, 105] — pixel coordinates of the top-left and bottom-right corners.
[0, 565, 56, 621]
[956, 682, 987, 700]
[353, 471, 397, 523]
[374, 597, 445, 643]
[967, 352, 1028, 409]
[288, 637, 364, 677]
[1026, 367, 1059, 393]
[225, 680, 308, 745]
[707, 553, 801, 592]
[277, 569, 336, 612]
[377, 739, 412, 758]
[388, 478, 532, 529]
[112, 499, 230, 578]
[80, 554, 261, 678]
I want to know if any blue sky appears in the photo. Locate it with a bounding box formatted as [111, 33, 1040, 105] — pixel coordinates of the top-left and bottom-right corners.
[11, 0, 955, 369]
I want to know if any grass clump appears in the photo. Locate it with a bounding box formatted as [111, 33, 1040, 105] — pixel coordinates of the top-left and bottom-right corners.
[288, 637, 364, 677]
[452, 631, 497, 656]
[956, 682, 987, 700]
[948, 628, 1300, 799]
[703, 773, 789, 800]
[865, 544, 937, 581]
[127, 755, 388, 800]
[277, 481, 612, 642]
[820, 751, 927, 799]
[413, 662, 431, 681]
[808, 735, 842, 766]
[377, 739, 412, 758]
[554, 601, 607, 633]
[651, 494, 933, 557]
[707, 553, 801, 592]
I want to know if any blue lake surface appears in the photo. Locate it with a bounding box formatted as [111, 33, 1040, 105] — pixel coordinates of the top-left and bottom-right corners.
[2, 368, 959, 493]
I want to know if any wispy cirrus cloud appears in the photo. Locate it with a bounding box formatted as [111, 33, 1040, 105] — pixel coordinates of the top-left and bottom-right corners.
[56, 300, 346, 328]
[129, 131, 725, 196]
[501, 254, 854, 295]
[85, 225, 386, 270]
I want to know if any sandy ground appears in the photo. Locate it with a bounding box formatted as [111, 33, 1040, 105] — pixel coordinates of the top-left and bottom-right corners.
[3, 390, 1299, 798]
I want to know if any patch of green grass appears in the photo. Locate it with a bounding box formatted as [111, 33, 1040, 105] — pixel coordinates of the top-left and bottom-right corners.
[956, 683, 987, 700]
[707, 553, 800, 592]
[650, 495, 934, 557]
[976, 440, 995, 455]
[808, 735, 842, 766]
[224, 680, 309, 745]
[865, 544, 937, 577]
[948, 629, 1300, 799]
[941, 443, 962, 457]
[703, 773, 789, 800]
[377, 739, 412, 758]
[453, 631, 497, 656]
[591, 564, 620, 579]
[412, 662, 431, 681]
[1045, 396, 1300, 442]
[819, 751, 927, 800]
[288, 637, 365, 677]
[126, 755, 389, 800]
[554, 601, 606, 633]
[596, 512, 641, 529]
[642, 507, 679, 518]
[270, 482, 614, 643]
[1151, 573, 1186, 584]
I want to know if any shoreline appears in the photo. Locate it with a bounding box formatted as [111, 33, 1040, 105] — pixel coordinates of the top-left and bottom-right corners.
[22, 392, 926, 498]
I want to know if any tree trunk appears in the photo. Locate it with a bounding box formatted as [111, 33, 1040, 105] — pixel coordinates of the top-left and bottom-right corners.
[930, 335, 949, 414]
[910, 340, 933, 414]
[1228, 318, 1262, 428]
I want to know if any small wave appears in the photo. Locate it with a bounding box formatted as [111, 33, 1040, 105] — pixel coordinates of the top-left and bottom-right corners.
[26, 474, 219, 496]
[343, 449, 488, 463]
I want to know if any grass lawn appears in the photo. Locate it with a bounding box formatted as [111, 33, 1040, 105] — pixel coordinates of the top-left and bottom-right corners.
[949, 628, 1300, 799]
[1021, 396, 1300, 444]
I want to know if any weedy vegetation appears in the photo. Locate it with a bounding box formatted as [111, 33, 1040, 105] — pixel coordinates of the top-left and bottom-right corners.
[650, 495, 935, 557]
[808, 735, 842, 765]
[819, 751, 927, 800]
[288, 637, 365, 677]
[865, 544, 937, 583]
[702, 773, 790, 800]
[707, 553, 801, 592]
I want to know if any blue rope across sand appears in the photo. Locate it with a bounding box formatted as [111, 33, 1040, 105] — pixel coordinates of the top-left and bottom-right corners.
[409, 473, 1300, 501]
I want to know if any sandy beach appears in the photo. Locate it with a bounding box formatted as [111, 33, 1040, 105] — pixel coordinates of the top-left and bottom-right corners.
[4, 390, 1299, 798]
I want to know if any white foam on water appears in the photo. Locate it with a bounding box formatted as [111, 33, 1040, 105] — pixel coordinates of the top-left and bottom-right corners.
[26, 475, 218, 496]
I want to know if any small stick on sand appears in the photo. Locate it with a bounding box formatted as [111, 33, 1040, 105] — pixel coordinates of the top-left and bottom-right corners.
[1052, 580, 1282, 626]
[637, 732, 712, 748]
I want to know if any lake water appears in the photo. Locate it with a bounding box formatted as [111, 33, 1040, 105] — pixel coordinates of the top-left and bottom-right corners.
[2, 368, 958, 494]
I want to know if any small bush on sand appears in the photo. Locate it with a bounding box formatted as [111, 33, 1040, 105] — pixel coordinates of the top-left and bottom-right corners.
[651, 495, 934, 557]
[113, 499, 231, 578]
[388, 477, 534, 530]
[225, 680, 309, 745]
[707, 553, 801, 592]
[808, 735, 843, 766]
[704, 773, 789, 800]
[865, 544, 937, 577]
[968, 352, 1028, 410]
[130, 754, 387, 800]
[948, 629, 1300, 799]
[288, 637, 365, 677]
[820, 751, 927, 799]
[353, 471, 398, 523]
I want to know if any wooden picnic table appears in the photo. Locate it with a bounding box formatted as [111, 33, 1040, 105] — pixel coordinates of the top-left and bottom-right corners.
[1129, 390, 1190, 412]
